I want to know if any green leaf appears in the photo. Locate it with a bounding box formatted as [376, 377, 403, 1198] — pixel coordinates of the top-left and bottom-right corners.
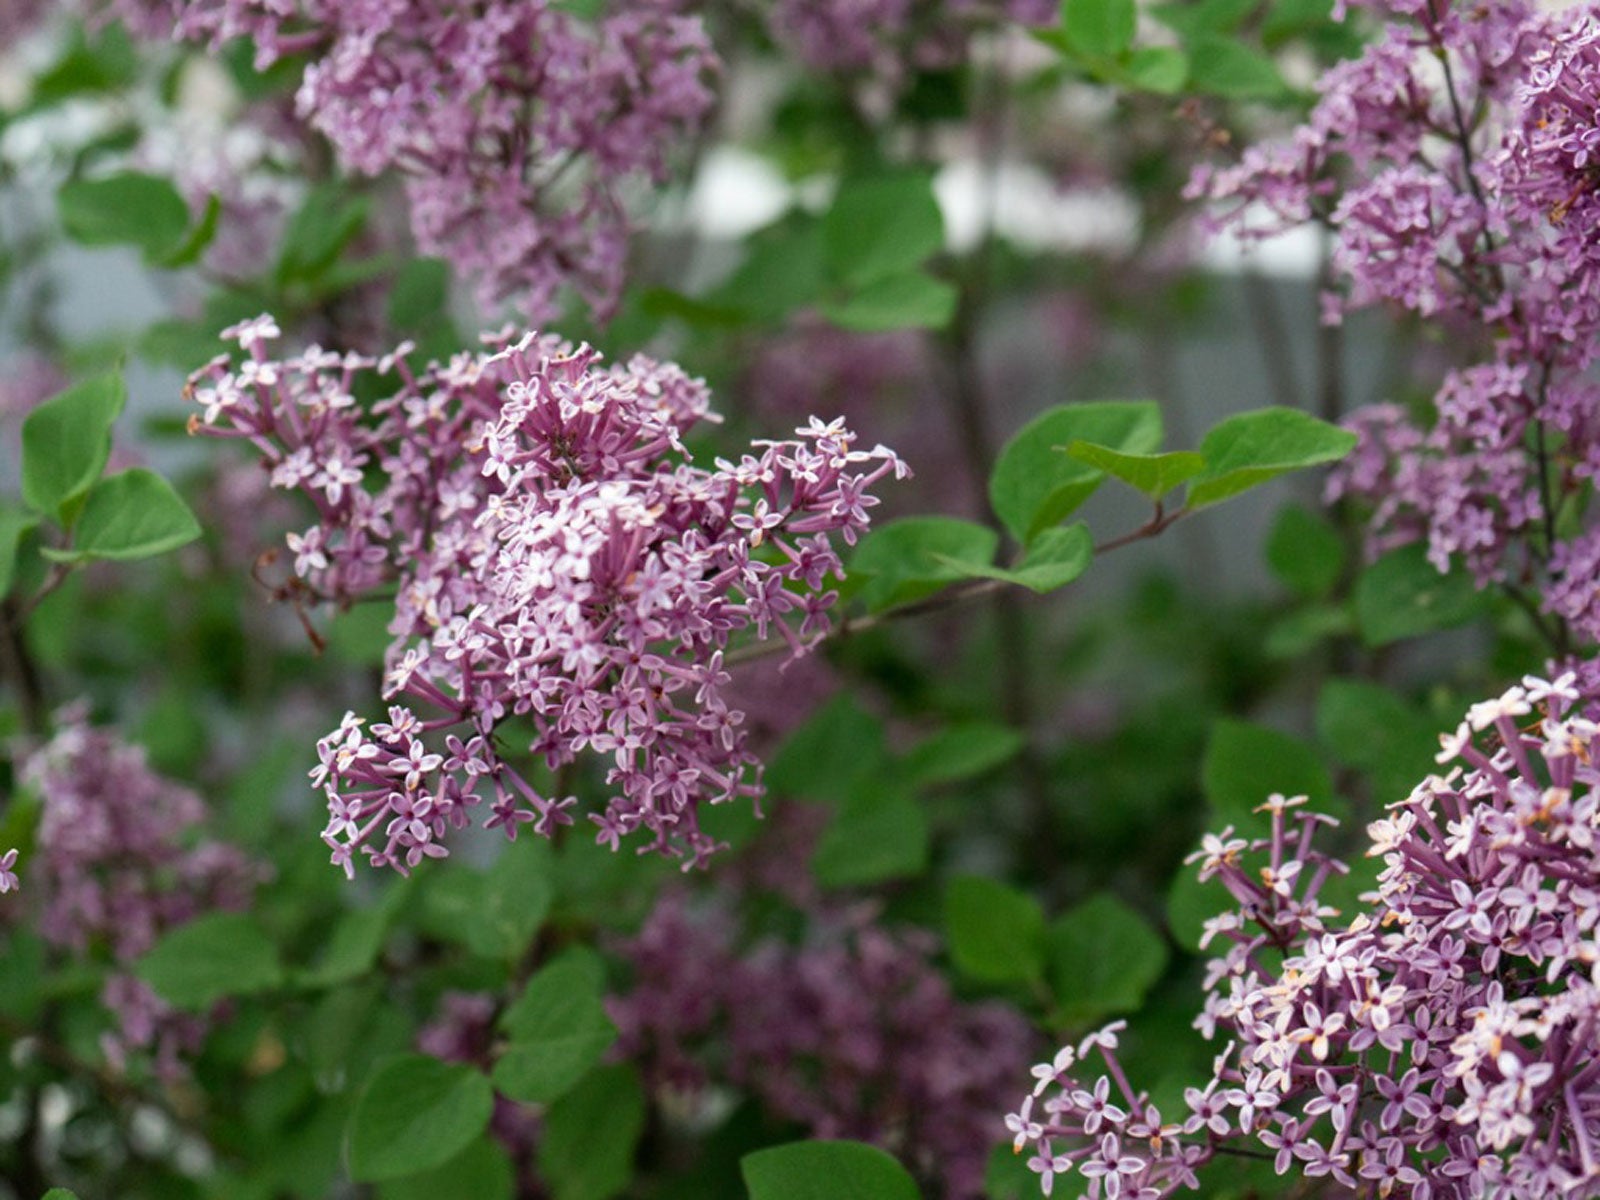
[902, 723, 1026, 787]
[388, 258, 451, 330]
[42, 1190, 81, 1200]
[850, 517, 998, 612]
[812, 783, 929, 888]
[743, 1141, 921, 1200]
[347, 1055, 495, 1183]
[1064, 442, 1204, 499]
[823, 174, 945, 289]
[1123, 46, 1189, 93]
[1166, 861, 1227, 952]
[1353, 544, 1485, 646]
[984, 1142, 1038, 1200]
[821, 271, 958, 333]
[1047, 893, 1168, 1024]
[277, 186, 369, 285]
[1062, 0, 1137, 59]
[1186, 37, 1289, 100]
[302, 898, 399, 988]
[935, 524, 1094, 594]
[158, 192, 221, 268]
[1186, 408, 1356, 509]
[540, 1065, 647, 1200]
[990, 402, 1162, 543]
[473, 836, 554, 960]
[47, 469, 200, 562]
[944, 876, 1046, 984]
[710, 216, 826, 325]
[1264, 502, 1345, 598]
[0, 508, 38, 597]
[1201, 719, 1335, 823]
[1315, 679, 1438, 802]
[378, 1137, 513, 1200]
[1152, 0, 1258, 36]
[135, 912, 282, 1010]
[20, 372, 125, 521]
[768, 695, 887, 802]
[492, 952, 616, 1105]
[58, 172, 190, 260]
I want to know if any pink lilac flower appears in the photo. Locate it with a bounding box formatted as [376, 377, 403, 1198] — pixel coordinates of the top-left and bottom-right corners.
[14, 711, 260, 1078]
[1011, 673, 1600, 1199]
[188, 317, 906, 875]
[104, 0, 717, 322]
[612, 894, 1036, 1200]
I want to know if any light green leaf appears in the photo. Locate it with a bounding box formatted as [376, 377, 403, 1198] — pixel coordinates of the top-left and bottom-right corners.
[1186, 408, 1356, 509]
[492, 951, 616, 1105]
[20, 372, 125, 521]
[540, 1065, 647, 1200]
[934, 523, 1095, 594]
[1047, 893, 1168, 1024]
[1186, 36, 1289, 100]
[944, 875, 1046, 985]
[1123, 46, 1189, 92]
[1201, 719, 1335, 822]
[1353, 544, 1485, 646]
[850, 517, 999, 612]
[347, 1055, 494, 1182]
[1264, 502, 1345, 598]
[1064, 442, 1204, 499]
[473, 836, 554, 960]
[46, 469, 200, 562]
[711, 217, 826, 324]
[990, 401, 1162, 543]
[135, 912, 282, 1010]
[743, 1141, 922, 1200]
[821, 271, 958, 333]
[58, 172, 190, 260]
[823, 174, 945, 289]
[1062, 0, 1137, 59]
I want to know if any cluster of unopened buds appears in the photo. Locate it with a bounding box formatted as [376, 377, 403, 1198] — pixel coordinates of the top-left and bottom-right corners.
[1011, 672, 1600, 1199]
[189, 316, 906, 876]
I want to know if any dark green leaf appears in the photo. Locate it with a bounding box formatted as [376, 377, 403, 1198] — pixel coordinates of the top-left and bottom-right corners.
[1064, 442, 1204, 499]
[823, 174, 945, 289]
[379, 1137, 513, 1200]
[743, 1141, 921, 1200]
[850, 517, 999, 612]
[821, 271, 958, 333]
[277, 186, 369, 285]
[1186, 37, 1289, 100]
[1201, 719, 1335, 822]
[0, 508, 38, 596]
[1315, 679, 1439, 802]
[1264, 502, 1345, 598]
[540, 1065, 647, 1200]
[20, 372, 125, 521]
[493, 951, 616, 1105]
[347, 1055, 494, 1182]
[944, 876, 1046, 984]
[812, 783, 929, 888]
[1047, 893, 1168, 1023]
[158, 193, 222, 268]
[388, 258, 451, 330]
[135, 912, 282, 1010]
[1353, 544, 1485, 646]
[710, 217, 826, 324]
[902, 723, 1026, 786]
[58, 172, 189, 260]
[990, 402, 1162, 543]
[47, 469, 200, 562]
[768, 695, 887, 802]
[1186, 408, 1356, 509]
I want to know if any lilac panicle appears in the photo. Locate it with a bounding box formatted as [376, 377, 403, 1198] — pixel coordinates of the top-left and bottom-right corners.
[1011, 673, 1600, 1198]
[188, 317, 907, 877]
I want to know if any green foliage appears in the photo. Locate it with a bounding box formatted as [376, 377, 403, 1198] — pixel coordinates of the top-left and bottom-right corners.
[1354, 544, 1486, 645]
[1201, 719, 1336, 822]
[1186, 408, 1357, 509]
[1186, 38, 1289, 99]
[347, 1055, 495, 1182]
[1061, 0, 1137, 60]
[943, 875, 1046, 984]
[990, 401, 1162, 543]
[1265, 503, 1346, 598]
[20, 372, 125, 522]
[1047, 893, 1168, 1024]
[742, 1141, 922, 1200]
[820, 272, 958, 333]
[812, 781, 929, 888]
[378, 1138, 513, 1200]
[823, 174, 945, 290]
[44, 468, 201, 562]
[135, 912, 283, 1010]
[57, 172, 194, 263]
[942, 525, 1095, 594]
[540, 1065, 647, 1200]
[493, 951, 617, 1105]
[850, 517, 999, 611]
[1064, 443, 1204, 500]
[901, 723, 1026, 786]
[0, 507, 38, 596]
[1316, 679, 1440, 802]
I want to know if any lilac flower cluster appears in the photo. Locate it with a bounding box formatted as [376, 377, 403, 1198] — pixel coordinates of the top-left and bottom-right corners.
[768, 0, 1053, 79]
[1011, 673, 1600, 1198]
[1191, 0, 1600, 644]
[106, 0, 717, 322]
[188, 316, 905, 875]
[611, 895, 1035, 1200]
[14, 713, 259, 1077]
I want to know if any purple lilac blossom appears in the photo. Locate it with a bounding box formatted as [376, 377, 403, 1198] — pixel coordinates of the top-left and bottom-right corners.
[103, 0, 717, 323]
[188, 316, 907, 875]
[1192, 0, 1600, 645]
[1011, 672, 1600, 1199]
[611, 894, 1036, 1200]
[769, 0, 1053, 78]
[13, 712, 260, 1077]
